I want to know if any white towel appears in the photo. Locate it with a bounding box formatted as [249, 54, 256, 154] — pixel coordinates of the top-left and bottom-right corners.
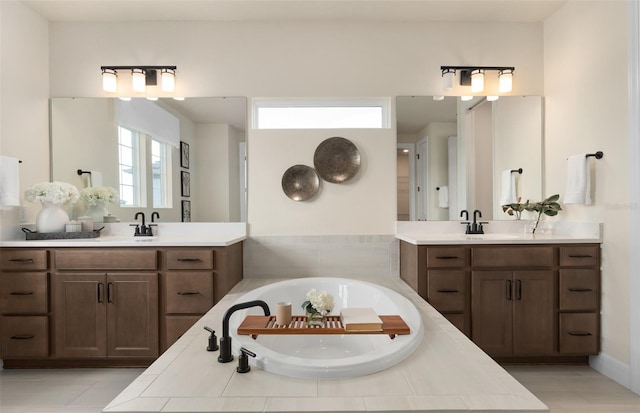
[0, 155, 21, 209]
[438, 186, 449, 208]
[564, 154, 591, 205]
[89, 170, 103, 188]
[499, 170, 517, 205]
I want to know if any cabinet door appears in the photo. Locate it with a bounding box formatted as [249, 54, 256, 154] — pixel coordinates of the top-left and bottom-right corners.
[512, 271, 555, 355]
[54, 273, 106, 358]
[471, 271, 513, 356]
[107, 273, 159, 357]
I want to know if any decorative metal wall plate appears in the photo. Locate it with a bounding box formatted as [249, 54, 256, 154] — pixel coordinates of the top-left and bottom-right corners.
[313, 137, 361, 183]
[281, 165, 320, 201]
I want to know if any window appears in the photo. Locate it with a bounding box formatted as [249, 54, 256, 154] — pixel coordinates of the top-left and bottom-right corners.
[253, 99, 390, 129]
[118, 126, 172, 208]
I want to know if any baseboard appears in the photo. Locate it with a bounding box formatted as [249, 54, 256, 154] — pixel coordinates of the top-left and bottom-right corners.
[590, 352, 631, 389]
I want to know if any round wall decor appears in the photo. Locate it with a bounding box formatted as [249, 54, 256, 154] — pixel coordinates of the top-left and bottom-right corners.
[313, 137, 361, 183]
[281, 164, 320, 201]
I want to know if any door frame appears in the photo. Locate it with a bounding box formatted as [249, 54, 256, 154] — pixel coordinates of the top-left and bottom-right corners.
[416, 137, 428, 220]
[397, 143, 416, 221]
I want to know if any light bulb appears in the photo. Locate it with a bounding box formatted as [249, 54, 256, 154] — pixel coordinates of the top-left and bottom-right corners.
[442, 68, 455, 92]
[461, 95, 473, 101]
[487, 95, 499, 101]
[471, 69, 484, 93]
[499, 69, 513, 93]
[161, 68, 175, 92]
[102, 68, 117, 93]
[132, 68, 146, 93]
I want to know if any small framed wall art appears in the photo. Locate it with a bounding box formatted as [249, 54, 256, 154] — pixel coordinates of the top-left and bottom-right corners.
[181, 200, 191, 222]
[180, 141, 190, 169]
[181, 171, 190, 197]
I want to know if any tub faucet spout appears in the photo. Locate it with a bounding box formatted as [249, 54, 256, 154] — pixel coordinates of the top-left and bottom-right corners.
[218, 300, 270, 363]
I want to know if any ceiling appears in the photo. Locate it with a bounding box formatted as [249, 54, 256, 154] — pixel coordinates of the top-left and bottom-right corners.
[24, 0, 566, 23]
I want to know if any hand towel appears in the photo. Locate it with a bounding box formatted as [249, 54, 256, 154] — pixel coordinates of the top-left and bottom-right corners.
[438, 186, 449, 208]
[89, 170, 103, 188]
[0, 155, 21, 209]
[499, 170, 517, 205]
[564, 154, 591, 205]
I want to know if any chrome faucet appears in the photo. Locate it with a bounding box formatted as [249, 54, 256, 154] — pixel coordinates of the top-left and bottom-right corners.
[218, 300, 270, 363]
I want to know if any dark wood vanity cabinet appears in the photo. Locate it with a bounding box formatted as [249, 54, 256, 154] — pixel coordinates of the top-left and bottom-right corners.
[0, 249, 50, 359]
[400, 241, 601, 361]
[0, 242, 243, 368]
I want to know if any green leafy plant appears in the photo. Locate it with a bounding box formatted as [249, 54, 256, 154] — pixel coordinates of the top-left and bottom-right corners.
[502, 194, 562, 234]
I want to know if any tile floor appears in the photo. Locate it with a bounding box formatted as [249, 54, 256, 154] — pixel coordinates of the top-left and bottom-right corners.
[0, 365, 638, 412]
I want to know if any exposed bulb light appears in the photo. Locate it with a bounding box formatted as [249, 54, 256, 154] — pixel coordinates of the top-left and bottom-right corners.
[146, 97, 158, 101]
[131, 68, 146, 92]
[118, 97, 131, 101]
[433, 95, 445, 101]
[102, 68, 118, 93]
[172, 97, 185, 101]
[402, 148, 409, 153]
[461, 95, 473, 101]
[161, 68, 175, 92]
[499, 68, 514, 93]
[487, 96, 499, 101]
[471, 69, 484, 93]
[441, 68, 455, 92]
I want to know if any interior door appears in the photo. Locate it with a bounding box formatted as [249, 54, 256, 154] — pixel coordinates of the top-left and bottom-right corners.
[416, 137, 428, 220]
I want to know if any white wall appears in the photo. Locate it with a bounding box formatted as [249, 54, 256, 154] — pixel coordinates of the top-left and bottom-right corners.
[545, 0, 630, 375]
[425, 122, 456, 220]
[0, 1, 49, 238]
[249, 128, 396, 235]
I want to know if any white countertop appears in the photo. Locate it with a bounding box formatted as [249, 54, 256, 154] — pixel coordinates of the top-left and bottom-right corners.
[103, 277, 548, 413]
[0, 222, 247, 247]
[396, 220, 602, 245]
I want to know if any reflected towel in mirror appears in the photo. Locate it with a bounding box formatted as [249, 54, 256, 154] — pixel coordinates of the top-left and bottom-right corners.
[499, 170, 517, 205]
[0, 155, 20, 209]
[438, 186, 449, 208]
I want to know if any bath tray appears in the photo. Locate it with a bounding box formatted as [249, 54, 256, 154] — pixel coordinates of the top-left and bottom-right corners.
[21, 227, 102, 240]
[237, 315, 410, 339]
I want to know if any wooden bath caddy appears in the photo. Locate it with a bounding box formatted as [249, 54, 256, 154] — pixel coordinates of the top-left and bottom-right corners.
[237, 315, 410, 339]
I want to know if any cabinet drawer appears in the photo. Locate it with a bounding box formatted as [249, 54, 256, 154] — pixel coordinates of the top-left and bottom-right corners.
[1, 316, 49, 358]
[471, 246, 553, 268]
[426, 247, 466, 268]
[0, 273, 48, 314]
[559, 269, 599, 311]
[559, 245, 599, 267]
[0, 249, 48, 271]
[165, 272, 213, 314]
[559, 313, 599, 355]
[166, 250, 213, 270]
[427, 270, 465, 312]
[55, 249, 158, 270]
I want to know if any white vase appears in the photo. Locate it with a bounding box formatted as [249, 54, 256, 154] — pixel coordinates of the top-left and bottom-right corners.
[36, 202, 69, 233]
[87, 201, 108, 223]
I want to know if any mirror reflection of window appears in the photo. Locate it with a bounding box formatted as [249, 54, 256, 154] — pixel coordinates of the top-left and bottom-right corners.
[118, 125, 172, 208]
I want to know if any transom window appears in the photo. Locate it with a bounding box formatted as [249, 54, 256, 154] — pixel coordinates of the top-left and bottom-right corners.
[253, 99, 390, 129]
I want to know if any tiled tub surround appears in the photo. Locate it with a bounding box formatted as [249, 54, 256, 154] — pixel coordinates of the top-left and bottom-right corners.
[103, 277, 548, 413]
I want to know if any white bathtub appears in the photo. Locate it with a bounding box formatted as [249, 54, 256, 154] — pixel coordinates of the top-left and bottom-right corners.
[229, 277, 424, 379]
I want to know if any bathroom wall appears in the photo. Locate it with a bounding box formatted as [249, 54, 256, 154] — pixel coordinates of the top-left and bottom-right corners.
[0, 1, 49, 238]
[544, 0, 631, 381]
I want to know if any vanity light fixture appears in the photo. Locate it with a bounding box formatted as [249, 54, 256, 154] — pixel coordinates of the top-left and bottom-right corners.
[440, 66, 515, 93]
[460, 95, 473, 101]
[100, 65, 178, 93]
[486, 95, 499, 101]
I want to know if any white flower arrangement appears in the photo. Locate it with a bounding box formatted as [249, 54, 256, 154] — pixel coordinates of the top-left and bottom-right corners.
[80, 186, 119, 206]
[301, 289, 334, 315]
[25, 181, 80, 204]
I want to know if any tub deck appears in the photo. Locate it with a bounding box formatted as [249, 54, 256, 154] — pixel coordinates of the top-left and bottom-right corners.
[103, 277, 548, 413]
[237, 314, 410, 338]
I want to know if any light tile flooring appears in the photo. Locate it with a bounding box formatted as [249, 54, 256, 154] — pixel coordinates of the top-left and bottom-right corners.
[0, 365, 638, 412]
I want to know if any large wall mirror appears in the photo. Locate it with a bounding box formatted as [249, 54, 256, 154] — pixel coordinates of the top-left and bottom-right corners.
[396, 96, 543, 221]
[50, 97, 247, 223]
